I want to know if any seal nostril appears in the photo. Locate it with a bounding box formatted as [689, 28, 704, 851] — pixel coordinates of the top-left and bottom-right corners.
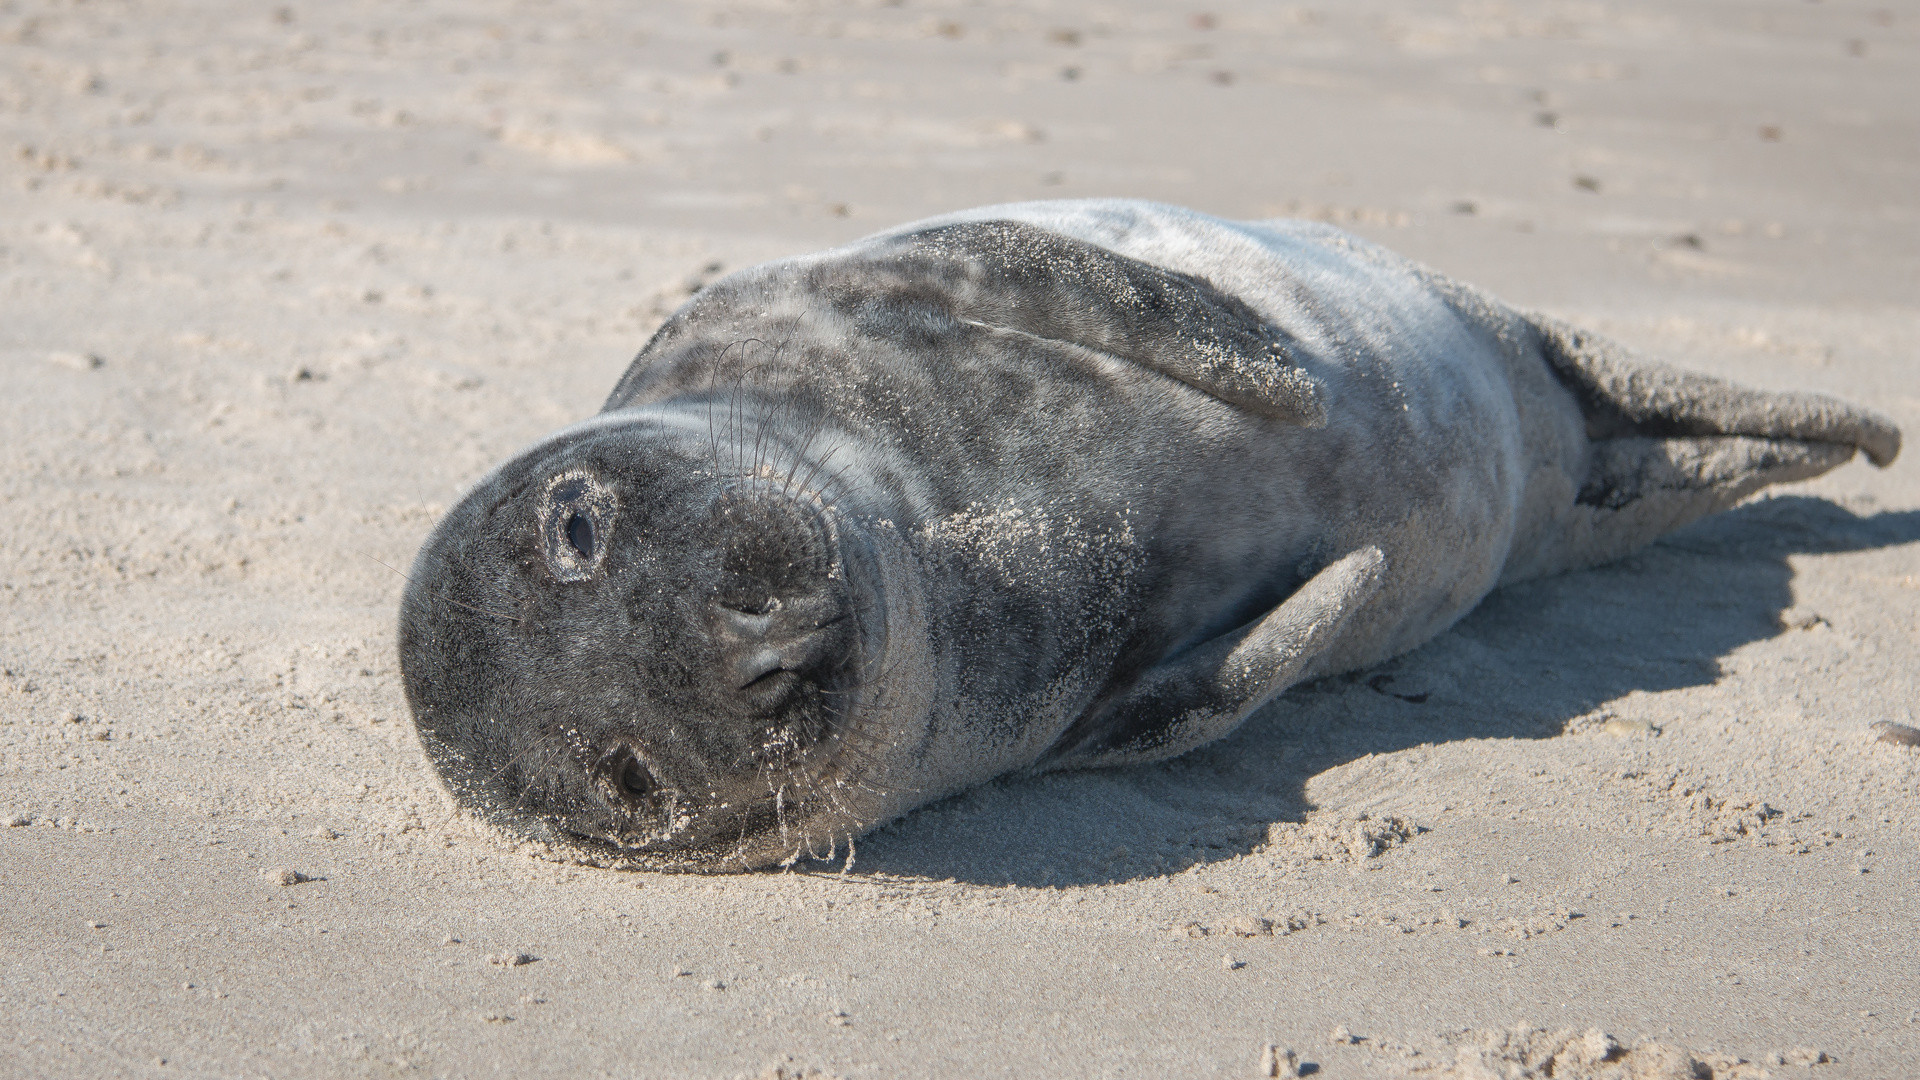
[566, 512, 596, 560]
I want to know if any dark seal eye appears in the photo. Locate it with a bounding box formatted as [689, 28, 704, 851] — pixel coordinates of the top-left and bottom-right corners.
[540, 473, 616, 583]
[566, 512, 596, 559]
[619, 757, 655, 798]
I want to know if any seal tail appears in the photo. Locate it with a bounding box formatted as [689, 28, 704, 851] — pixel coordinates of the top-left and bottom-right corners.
[1516, 313, 1902, 577]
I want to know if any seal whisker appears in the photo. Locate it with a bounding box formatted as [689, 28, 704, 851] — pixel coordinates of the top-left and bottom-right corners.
[812, 687, 904, 717]
[780, 382, 826, 496]
[791, 722, 894, 807]
[709, 338, 753, 475]
[483, 723, 581, 811]
[811, 456, 889, 510]
[747, 364, 774, 472]
[727, 351, 775, 476]
[809, 697, 901, 754]
[778, 406, 828, 499]
[770, 745, 871, 852]
[791, 442, 842, 503]
[705, 366, 724, 476]
[805, 724, 892, 777]
[768, 774, 793, 854]
[364, 551, 524, 625]
[497, 741, 571, 824]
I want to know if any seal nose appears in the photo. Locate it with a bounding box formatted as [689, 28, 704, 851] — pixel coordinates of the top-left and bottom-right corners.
[715, 598, 847, 709]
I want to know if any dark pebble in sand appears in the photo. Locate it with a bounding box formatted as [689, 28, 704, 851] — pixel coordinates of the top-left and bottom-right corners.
[1870, 721, 1920, 747]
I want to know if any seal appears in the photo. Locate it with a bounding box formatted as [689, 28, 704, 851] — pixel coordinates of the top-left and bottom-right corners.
[398, 199, 1900, 871]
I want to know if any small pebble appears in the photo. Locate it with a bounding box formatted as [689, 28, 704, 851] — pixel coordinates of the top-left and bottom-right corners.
[48, 351, 106, 371]
[4, 814, 30, 827]
[705, 978, 726, 991]
[489, 951, 536, 967]
[1780, 608, 1829, 631]
[825, 1010, 851, 1026]
[264, 867, 311, 886]
[1222, 955, 1246, 971]
[1329, 1025, 1359, 1046]
[1870, 721, 1920, 748]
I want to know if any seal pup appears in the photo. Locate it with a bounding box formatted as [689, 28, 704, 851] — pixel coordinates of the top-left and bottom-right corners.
[398, 199, 1900, 872]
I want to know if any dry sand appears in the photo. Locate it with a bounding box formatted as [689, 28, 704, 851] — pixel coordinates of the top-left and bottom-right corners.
[3, 1, 1917, 1077]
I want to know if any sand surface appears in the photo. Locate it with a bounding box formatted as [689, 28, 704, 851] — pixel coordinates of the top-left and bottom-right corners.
[3, 1, 1917, 1077]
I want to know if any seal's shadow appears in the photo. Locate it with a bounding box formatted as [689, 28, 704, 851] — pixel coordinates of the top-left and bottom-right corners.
[844, 496, 1920, 887]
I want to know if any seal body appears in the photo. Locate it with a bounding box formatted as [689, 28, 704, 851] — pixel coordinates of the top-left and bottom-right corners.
[399, 200, 1899, 871]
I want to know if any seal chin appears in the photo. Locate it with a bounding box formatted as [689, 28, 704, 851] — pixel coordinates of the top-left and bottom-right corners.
[530, 735, 893, 871]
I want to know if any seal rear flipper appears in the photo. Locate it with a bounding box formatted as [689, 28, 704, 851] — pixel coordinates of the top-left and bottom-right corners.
[1548, 436, 1857, 572]
[1046, 546, 1386, 771]
[856, 220, 1328, 426]
[1531, 312, 1901, 467]
[1514, 313, 1904, 579]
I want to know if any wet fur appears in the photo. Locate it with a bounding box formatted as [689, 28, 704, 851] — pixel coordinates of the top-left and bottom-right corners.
[399, 200, 1900, 871]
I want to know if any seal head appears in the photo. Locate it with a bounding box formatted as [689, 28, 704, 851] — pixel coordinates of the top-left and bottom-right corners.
[398, 415, 897, 870]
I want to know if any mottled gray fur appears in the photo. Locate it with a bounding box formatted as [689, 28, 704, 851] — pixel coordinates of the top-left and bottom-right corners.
[398, 200, 1899, 871]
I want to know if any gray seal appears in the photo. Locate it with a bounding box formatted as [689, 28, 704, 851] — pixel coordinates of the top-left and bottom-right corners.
[397, 200, 1900, 871]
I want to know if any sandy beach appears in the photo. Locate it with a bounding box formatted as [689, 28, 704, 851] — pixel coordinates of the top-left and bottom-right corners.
[3, 1, 1916, 1076]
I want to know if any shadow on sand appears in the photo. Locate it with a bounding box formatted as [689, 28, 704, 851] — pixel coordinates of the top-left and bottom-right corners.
[839, 496, 1920, 887]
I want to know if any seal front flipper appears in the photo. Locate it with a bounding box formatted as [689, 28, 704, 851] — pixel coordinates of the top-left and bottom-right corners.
[1047, 546, 1387, 771]
[858, 220, 1328, 426]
